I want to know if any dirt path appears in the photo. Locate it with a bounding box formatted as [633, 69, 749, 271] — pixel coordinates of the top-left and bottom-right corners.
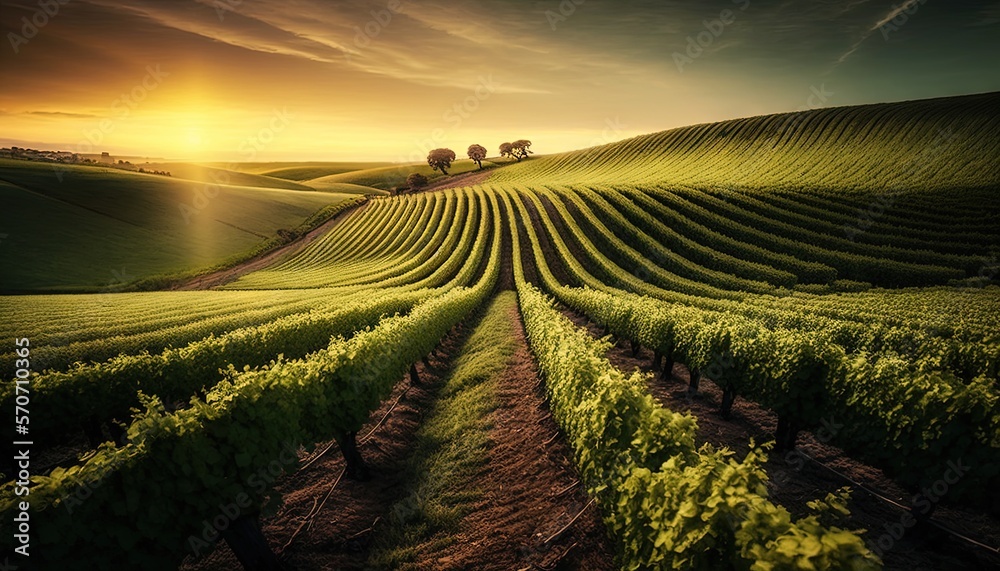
[558, 306, 1000, 571]
[419, 168, 493, 193]
[497, 197, 516, 291]
[401, 299, 617, 571]
[518, 191, 574, 286]
[173, 168, 492, 291]
[179, 317, 462, 570]
[178, 294, 616, 570]
[174, 166, 505, 291]
[170, 199, 370, 290]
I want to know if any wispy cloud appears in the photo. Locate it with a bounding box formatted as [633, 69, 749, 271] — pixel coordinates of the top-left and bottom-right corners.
[2, 0, 997, 161]
[870, 0, 922, 30]
[973, 1, 1000, 25]
[834, 0, 921, 65]
[25, 110, 99, 118]
[77, 0, 555, 93]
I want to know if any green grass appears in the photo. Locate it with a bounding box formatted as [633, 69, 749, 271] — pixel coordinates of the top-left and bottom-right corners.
[217, 161, 395, 180]
[302, 180, 390, 195]
[309, 159, 499, 191]
[138, 162, 316, 191]
[0, 160, 349, 291]
[367, 291, 518, 569]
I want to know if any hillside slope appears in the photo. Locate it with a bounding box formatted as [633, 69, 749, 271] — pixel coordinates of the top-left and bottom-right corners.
[493, 91, 1000, 193]
[310, 159, 497, 191]
[224, 161, 395, 180]
[139, 162, 317, 191]
[0, 160, 349, 291]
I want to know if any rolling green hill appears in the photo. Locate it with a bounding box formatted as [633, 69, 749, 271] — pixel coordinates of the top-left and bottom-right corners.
[303, 180, 389, 195]
[145, 162, 387, 194]
[493, 91, 1000, 193]
[308, 158, 498, 191]
[0, 160, 351, 291]
[221, 161, 395, 180]
[139, 162, 317, 191]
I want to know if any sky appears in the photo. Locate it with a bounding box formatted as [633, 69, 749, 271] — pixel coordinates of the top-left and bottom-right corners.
[1, 0, 998, 162]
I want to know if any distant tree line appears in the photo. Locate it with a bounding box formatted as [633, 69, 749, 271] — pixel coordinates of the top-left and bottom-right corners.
[0, 147, 172, 176]
[427, 140, 533, 175]
[392, 139, 534, 195]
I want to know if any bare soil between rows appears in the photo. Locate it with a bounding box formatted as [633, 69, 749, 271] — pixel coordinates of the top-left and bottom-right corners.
[558, 305, 1000, 571]
[402, 300, 616, 571]
[180, 294, 615, 570]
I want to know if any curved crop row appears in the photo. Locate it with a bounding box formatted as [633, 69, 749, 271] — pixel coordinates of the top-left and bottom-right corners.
[511, 209, 879, 569]
[0, 187, 503, 570]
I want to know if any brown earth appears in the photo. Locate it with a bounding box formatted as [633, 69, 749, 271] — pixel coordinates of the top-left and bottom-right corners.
[179, 293, 616, 570]
[558, 305, 1000, 571]
[173, 180, 1000, 570]
[399, 301, 617, 571]
[510, 185, 1000, 569]
[172, 166, 495, 292]
[418, 168, 494, 193]
[179, 337, 449, 570]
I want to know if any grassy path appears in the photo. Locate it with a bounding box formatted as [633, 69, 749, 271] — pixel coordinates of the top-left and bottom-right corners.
[179, 292, 615, 570]
[368, 291, 615, 570]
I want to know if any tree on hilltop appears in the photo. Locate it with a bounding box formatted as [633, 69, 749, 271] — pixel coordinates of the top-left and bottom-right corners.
[427, 148, 456, 175]
[406, 172, 428, 190]
[499, 142, 514, 160]
[511, 139, 533, 161]
[467, 144, 487, 169]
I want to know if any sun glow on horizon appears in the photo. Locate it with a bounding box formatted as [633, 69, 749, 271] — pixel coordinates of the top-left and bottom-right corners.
[2, 1, 997, 161]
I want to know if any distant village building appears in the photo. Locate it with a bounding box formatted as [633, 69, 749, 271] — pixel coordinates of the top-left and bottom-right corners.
[0, 146, 170, 176]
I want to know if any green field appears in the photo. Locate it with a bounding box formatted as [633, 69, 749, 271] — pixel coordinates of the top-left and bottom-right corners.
[492, 91, 1000, 193]
[307, 158, 499, 190]
[3, 93, 999, 570]
[221, 161, 397, 180]
[138, 162, 318, 191]
[0, 155, 507, 291]
[0, 160, 355, 291]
